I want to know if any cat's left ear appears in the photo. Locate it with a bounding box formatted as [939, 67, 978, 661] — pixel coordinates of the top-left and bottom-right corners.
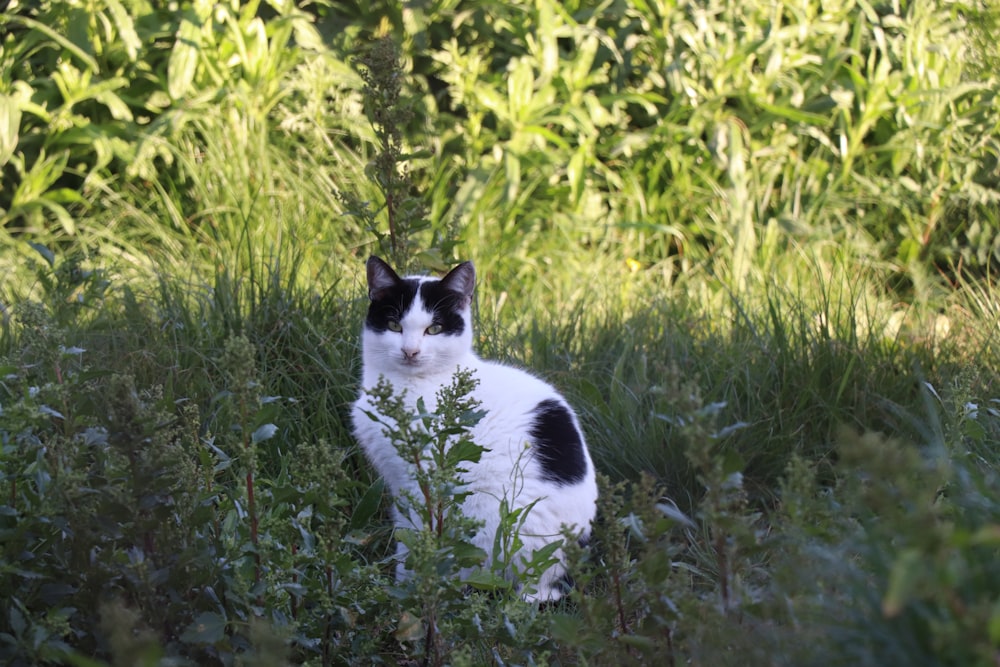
[440, 261, 475, 305]
[366, 256, 402, 301]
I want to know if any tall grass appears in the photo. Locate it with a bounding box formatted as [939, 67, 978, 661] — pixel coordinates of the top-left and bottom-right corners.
[4, 218, 998, 665]
[3, 0, 999, 296]
[0, 0, 377, 289]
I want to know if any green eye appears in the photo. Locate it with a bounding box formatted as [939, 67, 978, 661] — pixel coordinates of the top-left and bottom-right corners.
[387, 320, 402, 332]
[426, 324, 443, 335]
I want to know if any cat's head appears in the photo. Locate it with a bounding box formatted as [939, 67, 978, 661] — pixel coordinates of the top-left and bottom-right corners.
[361, 256, 476, 377]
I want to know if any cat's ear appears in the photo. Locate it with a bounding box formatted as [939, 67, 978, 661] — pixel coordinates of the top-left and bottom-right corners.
[440, 261, 475, 305]
[366, 256, 402, 301]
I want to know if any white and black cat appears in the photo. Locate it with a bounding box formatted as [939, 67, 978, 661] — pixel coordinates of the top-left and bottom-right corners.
[351, 256, 598, 601]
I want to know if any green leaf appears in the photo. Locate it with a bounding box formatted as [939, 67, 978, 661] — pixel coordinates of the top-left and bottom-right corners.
[722, 450, 746, 476]
[28, 242, 55, 268]
[897, 238, 922, 264]
[463, 569, 509, 591]
[251, 423, 277, 444]
[548, 613, 584, 643]
[882, 548, 923, 617]
[451, 542, 488, 568]
[39, 197, 77, 235]
[95, 88, 133, 122]
[445, 439, 486, 468]
[254, 400, 281, 426]
[8, 604, 25, 636]
[393, 611, 423, 643]
[244, 17, 268, 80]
[753, 98, 829, 125]
[349, 478, 385, 530]
[180, 611, 227, 644]
[106, 0, 142, 62]
[970, 525, 1000, 546]
[656, 502, 695, 528]
[0, 94, 21, 168]
[59, 652, 112, 667]
[168, 13, 202, 100]
[989, 599, 1000, 644]
[961, 416, 986, 442]
[14, 150, 69, 200]
[617, 634, 657, 651]
[3, 15, 99, 73]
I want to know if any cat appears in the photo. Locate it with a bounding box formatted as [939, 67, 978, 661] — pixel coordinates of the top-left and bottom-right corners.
[351, 256, 598, 602]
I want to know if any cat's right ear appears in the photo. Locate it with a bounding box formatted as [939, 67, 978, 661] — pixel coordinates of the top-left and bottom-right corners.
[440, 261, 476, 305]
[366, 256, 401, 301]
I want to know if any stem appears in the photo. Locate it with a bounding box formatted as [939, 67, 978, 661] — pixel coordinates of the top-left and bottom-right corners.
[612, 569, 628, 634]
[291, 542, 299, 620]
[386, 189, 397, 258]
[422, 607, 438, 667]
[715, 529, 729, 611]
[239, 392, 261, 586]
[54, 360, 72, 437]
[323, 565, 334, 667]
[247, 469, 260, 584]
[413, 455, 435, 532]
[664, 624, 676, 667]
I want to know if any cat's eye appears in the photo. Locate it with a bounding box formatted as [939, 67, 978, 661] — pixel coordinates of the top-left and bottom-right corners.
[426, 324, 443, 335]
[387, 320, 402, 333]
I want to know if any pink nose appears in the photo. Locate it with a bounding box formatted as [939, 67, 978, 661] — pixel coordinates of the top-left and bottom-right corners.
[402, 348, 420, 360]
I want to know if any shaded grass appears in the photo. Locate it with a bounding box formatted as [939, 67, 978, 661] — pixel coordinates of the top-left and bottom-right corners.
[476, 256, 970, 516]
[19, 242, 367, 479]
[2, 247, 999, 664]
[7, 241, 991, 501]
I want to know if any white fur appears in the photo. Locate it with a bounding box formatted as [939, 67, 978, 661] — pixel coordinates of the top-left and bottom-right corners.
[352, 264, 598, 601]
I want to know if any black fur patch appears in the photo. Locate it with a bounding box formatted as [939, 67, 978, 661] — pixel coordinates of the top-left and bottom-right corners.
[365, 277, 420, 333]
[528, 399, 587, 485]
[418, 280, 467, 336]
[365, 278, 467, 336]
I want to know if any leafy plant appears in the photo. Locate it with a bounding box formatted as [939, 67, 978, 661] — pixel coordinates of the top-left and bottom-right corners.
[772, 384, 1000, 666]
[356, 368, 568, 664]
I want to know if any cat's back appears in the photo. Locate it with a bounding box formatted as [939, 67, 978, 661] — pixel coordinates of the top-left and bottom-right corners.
[471, 359, 593, 488]
[471, 359, 564, 411]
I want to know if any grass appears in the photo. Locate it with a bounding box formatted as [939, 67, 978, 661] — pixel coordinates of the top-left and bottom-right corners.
[3, 239, 998, 664]
[2, 0, 1000, 664]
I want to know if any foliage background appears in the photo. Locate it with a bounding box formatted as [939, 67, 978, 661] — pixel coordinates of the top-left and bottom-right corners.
[1, 0, 999, 665]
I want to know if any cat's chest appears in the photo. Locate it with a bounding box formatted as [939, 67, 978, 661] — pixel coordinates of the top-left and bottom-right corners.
[365, 364, 535, 403]
[358, 361, 558, 441]
[358, 372, 448, 413]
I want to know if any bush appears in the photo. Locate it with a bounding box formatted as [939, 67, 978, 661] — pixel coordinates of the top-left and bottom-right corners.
[3, 0, 999, 292]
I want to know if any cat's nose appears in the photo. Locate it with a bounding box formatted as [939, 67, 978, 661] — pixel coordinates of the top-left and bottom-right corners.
[402, 347, 420, 360]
